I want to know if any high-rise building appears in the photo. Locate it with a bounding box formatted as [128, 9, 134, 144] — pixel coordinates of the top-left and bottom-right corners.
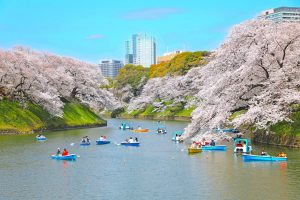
[99, 59, 124, 79]
[259, 7, 300, 23]
[125, 40, 133, 65]
[125, 33, 156, 67]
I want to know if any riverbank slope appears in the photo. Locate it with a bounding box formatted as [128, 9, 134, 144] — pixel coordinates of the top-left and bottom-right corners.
[0, 100, 106, 135]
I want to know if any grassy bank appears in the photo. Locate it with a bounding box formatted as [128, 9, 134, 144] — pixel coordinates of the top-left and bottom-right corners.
[229, 107, 300, 147]
[116, 104, 195, 121]
[0, 100, 106, 134]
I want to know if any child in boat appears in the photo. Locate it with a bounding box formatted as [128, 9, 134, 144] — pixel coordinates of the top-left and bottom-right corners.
[81, 137, 86, 143]
[135, 137, 138, 142]
[62, 148, 68, 156]
[210, 140, 216, 146]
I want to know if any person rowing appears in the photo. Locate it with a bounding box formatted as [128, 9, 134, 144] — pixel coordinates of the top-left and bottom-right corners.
[62, 148, 69, 156]
[56, 148, 61, 156]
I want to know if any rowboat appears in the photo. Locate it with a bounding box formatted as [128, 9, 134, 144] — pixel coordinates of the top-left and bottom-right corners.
[80, 142, 91, 146]
[51, 154, 77, 160]
[172, 131, 183, 141]
[188, 148, 202, 154]
[201, 145, 227, 151]
[157, 129, 167, 134]
[36, 136, 46, 141]
[233, 138, 252, 153]
[120, 142, 140, 146]
[96, 140, 110, 145]
[119, 123, 133, 130]
[132, 129, 149, 133]
[243, 154, 287, 162]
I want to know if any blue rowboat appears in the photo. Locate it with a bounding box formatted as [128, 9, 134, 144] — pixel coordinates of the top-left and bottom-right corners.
[120, 142, 140, 147]
[201, 145, 227, 151]
[243, 154, 287, 162]
[172, 131, 183, 141]
[36, 136, 46, 141]
[80, 142, 91, 146]
[51, 154, 76, 160]
[96, 140, 110, 145]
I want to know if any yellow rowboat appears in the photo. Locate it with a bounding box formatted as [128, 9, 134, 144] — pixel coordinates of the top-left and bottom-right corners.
[132, 129, 149, 133]
[188, 148, 202, 154]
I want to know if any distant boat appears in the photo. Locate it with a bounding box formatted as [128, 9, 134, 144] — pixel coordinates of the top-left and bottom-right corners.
[201, 145, 227, 151]
[119, 123, 133, 130]
[132, 129, 149, 133]
[233, 138, 252, 153]
[80, 142, 91, 146]
[172, 131, 183, 141]
[51, 154, 77, 160]
[243, 154, 287, 162]
[96, 140, 110, 145]
[36, 135, 46, 141]
[188, 147, 202, 154]
[213, 128, 239, 133]
[120, 142, 140, 146]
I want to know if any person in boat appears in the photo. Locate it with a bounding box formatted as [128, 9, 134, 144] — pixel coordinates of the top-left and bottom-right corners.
[128, 137, 134, 143]
[137, 126, 142, 130]
[261, 148, 268, 156]
[135, 137, 138, 142]
[62, 148, 68, 156]
[236, 141, 243, 147]
[81, 137, 86, 143]
[277, 152, 287, 157]
[191, 141, 198, 148]
[37, 134, 42, 137]
[175, 134, 182, 141]
[56, 148, 61, 156]
[210, 139, 216, 146]
[243, 141, 247, 147]
[85, 136, 90, 143]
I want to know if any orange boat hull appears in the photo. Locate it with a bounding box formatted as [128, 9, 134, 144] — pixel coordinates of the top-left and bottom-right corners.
[132, 129, 149, 133]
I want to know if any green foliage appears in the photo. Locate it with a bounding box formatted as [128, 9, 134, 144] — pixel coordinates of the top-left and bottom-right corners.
[150, 51, 210, 78]
[140, 105, 156, 116]
[125, 103, 195, 118]
[0, 100, 106, 133]
[270, 109, 300, 136]
[176, 106, 196, 117]
[115, 64, 149, 95]
[229, 109, 247, 121]
[111, 107, 125, 118]
[100, 77, 114, 89]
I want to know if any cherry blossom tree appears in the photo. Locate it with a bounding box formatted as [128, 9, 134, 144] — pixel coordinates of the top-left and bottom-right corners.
[127, 19, 300, 141]
[0, 47, 119, 117]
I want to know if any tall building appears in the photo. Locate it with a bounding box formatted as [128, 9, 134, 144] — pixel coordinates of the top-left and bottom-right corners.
[125, 40, 133, 64]
[259, 7, 300, 23]
[99, 59, 123, 79]
[157, 50, 184, 64]
[125, 33, 156, 67]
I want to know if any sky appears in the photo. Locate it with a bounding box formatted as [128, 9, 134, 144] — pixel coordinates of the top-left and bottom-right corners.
[0, 0, 299, 63]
